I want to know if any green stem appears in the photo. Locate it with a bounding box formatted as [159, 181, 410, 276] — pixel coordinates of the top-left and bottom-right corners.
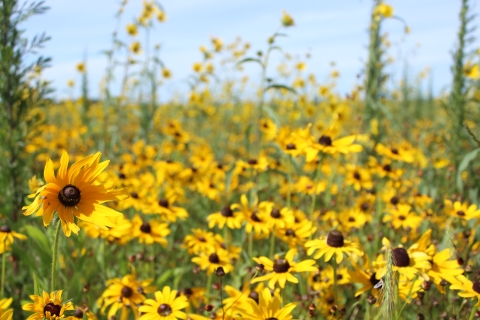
[1, 246, 6, 298]
[248, 232, 253, 258]
[309, 155, 324, 226]
[269, 226, 276, 258]
[333, 260, 338, 312]
[286, 155, 292, 209]
[206, 273, 213, 300]
[469, 304, 477, 320]
[51, 220, 62, 292]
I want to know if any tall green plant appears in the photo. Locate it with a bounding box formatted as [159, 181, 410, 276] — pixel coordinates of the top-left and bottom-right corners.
[0, 0, 51, 222]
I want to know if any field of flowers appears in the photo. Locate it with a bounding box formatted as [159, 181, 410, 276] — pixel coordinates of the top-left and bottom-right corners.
[1, 0, 480, 319]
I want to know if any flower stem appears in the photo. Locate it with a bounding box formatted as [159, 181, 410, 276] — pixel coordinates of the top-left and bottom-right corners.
[269, 226, 276, 258]
[51, 220, 62, 292]
[1, 248, 6, 298]
[206, 273, 213, 300]
[309, 155, 323, 222]
[248, 232, 253, 258]
[469, 305, 477, 320]
[333, 260, 338, 311]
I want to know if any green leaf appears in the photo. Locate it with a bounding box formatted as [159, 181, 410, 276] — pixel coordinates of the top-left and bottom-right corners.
[264, 84, 297, 94]
[156, 268, 174, 287]
[236, 57, 263, 67]
[456, 148, 480, 190]
[24, 225, 52, 256]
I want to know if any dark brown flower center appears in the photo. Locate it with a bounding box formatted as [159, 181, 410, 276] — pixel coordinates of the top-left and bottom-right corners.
[209, 253, 220, 264]
[273, 258, 290, 273]
[58, 184, 81, 207]
[182, 287, 193, 297]
[285, 229, 296, 236]
[140, 222, 151, 233]
[221, 206, 233, 217]
[247, 159, 258, 165]
[326, 230, 344, 248]
[392, 248, 410, 267]
[270, 208, 281, 218]
[472, 280, 480, 294]
[158, 198, 169, 208]
[353, 172, 361, 180]
[391, 148, 399, 155]
[318, 135, 332, 146]
[157, 303, 172, 316]
[121, 286, 134, 298]
[248, 291, 259, 304]
[198, 236, 206, 242]
[348, 217, 355, 222]
[361, 203, 370, 211]
[43, 302, 62, 317]
[383, 164, 391, 172]
[251, 211, 262, 222]
[286, 143, 296, 150]
[390, 196, 399, 205]
[457, 210, 465, 217]
[74, 308, 84, 318]
[398, 215, 406, 221]
[0, 225, 11, 233]
[130, 192, 139, 199]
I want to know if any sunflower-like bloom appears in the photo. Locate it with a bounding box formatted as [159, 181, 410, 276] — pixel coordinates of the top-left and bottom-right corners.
[23, 151, 128, 237]
[139, 286, 189, 320]
[131, 214, 170, 247]
[382, 203, 422, 230]
[444, 199, 480, 221]
[22, 290, 74, 320]
[191, 248, 234, 275]
[98, 272, 157, 319]
[0, 298, 13, 320]
[251, 249, 317, 289]
[0, 225, 27, 253]
[238, 288, 296, 320]
[207, 205, 243, 230]
[451, 275, 480, 306]
[231, 194, 270, 236]
[305, 230, 364, 264]
[65, 305, 97, 320]
[183, 229, 218, 255]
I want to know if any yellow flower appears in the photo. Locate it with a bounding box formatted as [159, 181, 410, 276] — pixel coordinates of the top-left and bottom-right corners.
[304, 127, 363, 162]
[28, 175, 44, 193]
[22, 290, 74, 320]
[130, 41, 142, 54]
[131, 214, 170, 246]
[207, 205, 244, 230]
[65, 305, 97, 320]
[444, 199, 480, 221]
[76, 62, 85, 73]
[0, 225, 27, 252]
[238, 288, 296, 319]
[231, 194, 270, 236]
[23, 150, 128, 237]
[374, 3, 394, 18]
[251, 249, 317, 289]
[0, 298, 13, 320]
[281, 10, 294, 27]
[375, 142, 414, 163]
[98, 272, 156, 319]
[382, 203, 422, 230]
[183, 228, 218, 255]
[156, 10, 167, 23]
[126, 23, 138, 36]
[191, 248, 234, 275]
[451, 275, 480, 306]
[464, 62, 480, 79]
[305, 230, 363, 264]
[139, 286, 189, 320]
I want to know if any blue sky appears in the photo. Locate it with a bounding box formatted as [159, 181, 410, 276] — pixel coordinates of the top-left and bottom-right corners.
[24, 0, 476, 100]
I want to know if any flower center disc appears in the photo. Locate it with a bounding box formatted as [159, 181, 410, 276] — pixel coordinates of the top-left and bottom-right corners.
[158, 198, 169, 208]
[43, 302, 62, 317]
[121, 286, 134, 298]
[318, 135, 332, 146]
[248, 291, 259, 304]
[208, 253, 220, 264]
[157, 303, 172, 316]
[392, 247, 410, 267]
[74, 309, 84, 318]
[221, 206, 233, 217]
[472, 280, 480, 294]
[270, 208, 281, 218]
[0, 225, 11, 233]
[273, 258, 290, 273]
[58, 184, 81, 207]
[140, 222, 152, 233]
[326, 230, 345, 248]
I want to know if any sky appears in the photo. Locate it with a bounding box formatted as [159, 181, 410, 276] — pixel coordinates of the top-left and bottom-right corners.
[23, 0, 478, 101]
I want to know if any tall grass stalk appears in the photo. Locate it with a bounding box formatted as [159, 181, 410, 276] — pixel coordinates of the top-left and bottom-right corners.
[381, 248, 395, 319]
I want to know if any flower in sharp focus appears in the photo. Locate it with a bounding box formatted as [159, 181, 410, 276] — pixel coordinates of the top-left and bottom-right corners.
[23, 150, 128, 237]
[22, 290, 74, 320]
[305, 230, 363, 264]
[251, 249, 317, 289]
[139, 286, 189, 320]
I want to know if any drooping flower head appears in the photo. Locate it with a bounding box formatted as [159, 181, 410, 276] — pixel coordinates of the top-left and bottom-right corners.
[23, 150, 128, 237]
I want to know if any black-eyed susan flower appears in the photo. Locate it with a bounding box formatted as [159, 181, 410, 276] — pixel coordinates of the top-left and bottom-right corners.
[22, 290, 74, 320]
[191, 248, 234, 275]
[183, 229, 218, 255]
[23, 150, 128, 237]
[232, 195, 269, 236]
[138, 286, 189, 320]
[427, 248, 464, 292]
[207, 205, 243, 230]
[275, 219, 317, 248]
[238, 287, 296, 320]
[251, 249, 317, 289]
[444, 199, 480, 221]
[131, 214, 170, 247]
[146, 197, 189, 222]
[344, 165, 373, 191]
[382, 204, 422, 231]
[305, 230, 363, 264]
[375, 142, 414, 163]
[0, 298, 13, 320]
[98, 271, 156, 319]
[66, 305, 97, 320]
[0, 225, 27, 248]
[451, 275, 480, 306]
